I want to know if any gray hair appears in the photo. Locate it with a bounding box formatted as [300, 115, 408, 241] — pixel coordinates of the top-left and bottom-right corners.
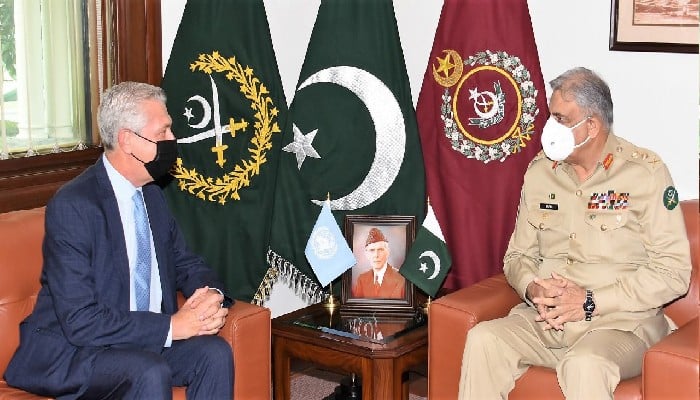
[549, 67, 613, 130]
[97, 81, 167, 150]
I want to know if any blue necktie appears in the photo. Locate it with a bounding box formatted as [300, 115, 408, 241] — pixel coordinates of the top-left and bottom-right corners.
[133, 190, 151, 311]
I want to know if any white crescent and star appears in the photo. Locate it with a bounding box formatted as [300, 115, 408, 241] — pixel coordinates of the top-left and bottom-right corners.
[178, 76, 231, 144]
[283, 65, 406, 211]
[418, 250, 441, 280]
[468, 87, 499, 119]
[184, 95, 211, 129]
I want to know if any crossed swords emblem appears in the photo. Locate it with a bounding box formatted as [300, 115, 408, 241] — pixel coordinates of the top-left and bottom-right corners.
[178, 76, 248, 167]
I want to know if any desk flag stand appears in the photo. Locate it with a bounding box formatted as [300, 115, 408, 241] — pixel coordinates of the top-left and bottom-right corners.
[324, 280, 340, 312]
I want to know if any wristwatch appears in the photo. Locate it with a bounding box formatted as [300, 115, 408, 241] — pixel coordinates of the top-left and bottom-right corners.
[583, 289, 595, 321]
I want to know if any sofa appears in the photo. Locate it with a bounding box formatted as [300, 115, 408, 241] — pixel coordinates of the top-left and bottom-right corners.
[428, 199, 699, 400]
[0, 207, 272, 400]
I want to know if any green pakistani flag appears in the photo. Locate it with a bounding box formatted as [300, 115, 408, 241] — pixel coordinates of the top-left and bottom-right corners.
[400, 203, 452, 297]
[161, 0, 286, 303]
[267, 0, 426, 301]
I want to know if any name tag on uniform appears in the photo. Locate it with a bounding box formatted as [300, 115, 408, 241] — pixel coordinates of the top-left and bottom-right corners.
[540, 203, 558, 210]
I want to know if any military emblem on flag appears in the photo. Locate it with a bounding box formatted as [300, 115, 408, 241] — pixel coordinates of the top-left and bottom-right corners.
[172, 51, 282, 203]
[305, 199, 357, 288]
[432, 49, 541, 164]
[161, 0, 286, 303]
[400, 203, 452, 297]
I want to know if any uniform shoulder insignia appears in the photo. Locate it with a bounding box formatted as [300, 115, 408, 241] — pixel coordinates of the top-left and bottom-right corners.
[616, 137, 663, 173]
[662, 186, 679, 210]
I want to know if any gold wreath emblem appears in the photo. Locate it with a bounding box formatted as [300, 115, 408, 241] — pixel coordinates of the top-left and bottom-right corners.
[438, 50, 541, 163]
[172, 51, 281, 205]
[432, 49, 463, 88]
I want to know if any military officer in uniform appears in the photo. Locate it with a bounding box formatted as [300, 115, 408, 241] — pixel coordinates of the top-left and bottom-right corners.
[352, 227, 406, 299]
[458, 67, 691, 400]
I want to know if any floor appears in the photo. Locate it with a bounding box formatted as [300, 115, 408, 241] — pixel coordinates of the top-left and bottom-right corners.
[289, 359, 427, 399]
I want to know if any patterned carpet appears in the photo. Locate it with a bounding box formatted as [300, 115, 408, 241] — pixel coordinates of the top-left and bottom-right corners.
[290, 362, 427, 400]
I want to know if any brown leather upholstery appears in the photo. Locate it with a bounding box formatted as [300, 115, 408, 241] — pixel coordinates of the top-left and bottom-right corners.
[0, 207, 272, 400]
[428, 199, 699, 400]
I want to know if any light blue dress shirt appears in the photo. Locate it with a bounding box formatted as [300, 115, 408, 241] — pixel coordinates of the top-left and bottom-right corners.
[103, 155, 172, 346]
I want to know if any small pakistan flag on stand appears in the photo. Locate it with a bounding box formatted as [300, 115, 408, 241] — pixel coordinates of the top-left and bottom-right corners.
[400, 203, 452, 297]
[305, 199, 357, 288]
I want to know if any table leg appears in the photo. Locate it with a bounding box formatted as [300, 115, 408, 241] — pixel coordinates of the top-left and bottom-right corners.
[370, 358, 397, 400]
[273, 337, 291, 400]
[352, 357, 370, 400]
[394, 367, 409, 400]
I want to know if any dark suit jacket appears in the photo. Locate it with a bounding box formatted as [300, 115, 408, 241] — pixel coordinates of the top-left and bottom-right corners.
[4, 157, 227, 399]
[352, 264, 405, 299]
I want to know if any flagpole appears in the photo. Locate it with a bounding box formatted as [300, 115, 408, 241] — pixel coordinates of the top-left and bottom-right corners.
[325, 280, 339, 310]
[422, 296, 431, 315]
[421, 197, 432, 315]
[323, 192, 340, 312]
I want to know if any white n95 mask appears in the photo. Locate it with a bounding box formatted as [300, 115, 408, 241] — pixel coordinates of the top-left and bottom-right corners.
[540, 116, 590, 161]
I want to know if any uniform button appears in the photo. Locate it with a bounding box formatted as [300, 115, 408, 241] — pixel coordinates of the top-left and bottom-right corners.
[569, 233, 576, 239]
[641, 153, 648, 160]
[566, 258, 573, 265]
[616, 146, 623, 153]
[600, 224, 608, 231]
[631, 151, 639, 158]
[539, 223, 545, 230]
[575, 190, 582, 197]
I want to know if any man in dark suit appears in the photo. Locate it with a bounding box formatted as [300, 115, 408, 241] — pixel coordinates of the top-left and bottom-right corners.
[4, 82, 234, 399]
[352, 227, 405, 298]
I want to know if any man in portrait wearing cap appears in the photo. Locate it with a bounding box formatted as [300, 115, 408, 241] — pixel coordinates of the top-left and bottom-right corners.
[352, 227, 406, 299]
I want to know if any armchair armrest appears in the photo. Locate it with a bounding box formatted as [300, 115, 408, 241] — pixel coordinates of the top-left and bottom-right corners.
[428, 273, 522, 399]
[643, 317, 699, 400]
[176, 294, 271, 400]
[219, 301, 271, 400]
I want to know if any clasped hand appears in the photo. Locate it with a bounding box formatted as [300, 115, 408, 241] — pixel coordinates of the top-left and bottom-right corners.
[527, 272, 586, 330]
[172, 286, 229, 340]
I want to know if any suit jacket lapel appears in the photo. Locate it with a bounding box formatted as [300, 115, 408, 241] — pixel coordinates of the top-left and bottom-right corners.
[94, 157, 131, 309]
[142, 184, 177, 313]
[95, 156, 178, 313]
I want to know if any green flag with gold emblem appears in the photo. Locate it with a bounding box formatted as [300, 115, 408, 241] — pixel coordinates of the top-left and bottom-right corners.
[161, 0, 286, 303]
[267, 0, 426, 302]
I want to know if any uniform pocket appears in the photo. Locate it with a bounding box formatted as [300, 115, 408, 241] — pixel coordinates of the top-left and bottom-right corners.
[527, 209, 567, 256]
[582, 210, 634, 261]
[583, 210, 628, 232]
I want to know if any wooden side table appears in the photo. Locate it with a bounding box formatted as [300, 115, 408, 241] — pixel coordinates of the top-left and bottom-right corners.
[272, 303, 427, 400]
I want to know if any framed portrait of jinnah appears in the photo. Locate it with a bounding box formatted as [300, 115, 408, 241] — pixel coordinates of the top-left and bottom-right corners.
[340, 215, 416, 315]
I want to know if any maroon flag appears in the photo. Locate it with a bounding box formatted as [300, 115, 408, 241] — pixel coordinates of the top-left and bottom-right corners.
[416, 0, 548, 291]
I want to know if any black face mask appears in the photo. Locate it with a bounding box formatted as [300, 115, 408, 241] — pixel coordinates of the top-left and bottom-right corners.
[130, 132, 179, 180]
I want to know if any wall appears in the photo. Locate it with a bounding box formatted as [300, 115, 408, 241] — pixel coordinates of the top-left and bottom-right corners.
[161, 0, 699, 317]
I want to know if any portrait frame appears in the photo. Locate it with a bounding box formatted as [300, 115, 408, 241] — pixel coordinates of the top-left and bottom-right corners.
[340, 215, 416, 316]
[609, 0, 699, 53]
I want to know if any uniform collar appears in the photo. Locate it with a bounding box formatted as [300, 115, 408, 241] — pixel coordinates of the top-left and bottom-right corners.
[553, 133, 620, 178]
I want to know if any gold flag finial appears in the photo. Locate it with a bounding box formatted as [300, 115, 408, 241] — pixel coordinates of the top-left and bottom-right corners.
[324, 280, 339, 311]
[422, 296, 431, 315]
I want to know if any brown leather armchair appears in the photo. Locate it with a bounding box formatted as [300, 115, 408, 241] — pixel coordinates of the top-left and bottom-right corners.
[429, 199, 699, 400]
[0, 207, 272, 400]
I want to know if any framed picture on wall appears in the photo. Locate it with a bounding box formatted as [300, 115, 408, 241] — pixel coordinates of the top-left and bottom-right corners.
[610, 0, 699, 53]
[340, 215, 416, 316]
